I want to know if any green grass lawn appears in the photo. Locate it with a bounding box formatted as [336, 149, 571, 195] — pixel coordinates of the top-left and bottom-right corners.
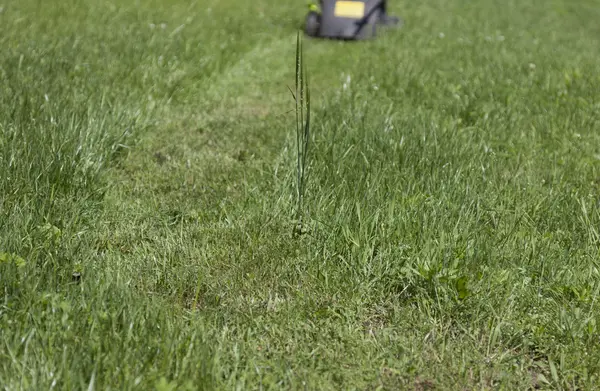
[2, 0, 600, 389]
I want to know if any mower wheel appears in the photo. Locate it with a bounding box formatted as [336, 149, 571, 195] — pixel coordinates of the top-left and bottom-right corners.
[305, 11, 321, 37]
[378, 14, 404, 28]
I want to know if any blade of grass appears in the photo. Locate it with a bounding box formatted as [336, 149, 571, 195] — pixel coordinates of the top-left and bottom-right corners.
[293, 31, 311, 236]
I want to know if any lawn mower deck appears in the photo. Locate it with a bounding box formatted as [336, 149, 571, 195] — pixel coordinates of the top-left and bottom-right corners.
[305, 0, 402, 40]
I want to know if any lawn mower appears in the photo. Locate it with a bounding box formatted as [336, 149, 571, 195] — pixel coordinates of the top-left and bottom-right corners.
[304, 0, 402, 40]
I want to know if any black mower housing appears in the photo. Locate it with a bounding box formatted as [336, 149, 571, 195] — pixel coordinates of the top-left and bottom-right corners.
[305, 0, 401, 40]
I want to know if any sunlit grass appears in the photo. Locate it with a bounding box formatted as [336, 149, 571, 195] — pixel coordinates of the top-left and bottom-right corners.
[2, 0, 600, 389]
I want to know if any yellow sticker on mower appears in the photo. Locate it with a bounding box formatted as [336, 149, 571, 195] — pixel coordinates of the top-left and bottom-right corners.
[334, 1, 365, 18]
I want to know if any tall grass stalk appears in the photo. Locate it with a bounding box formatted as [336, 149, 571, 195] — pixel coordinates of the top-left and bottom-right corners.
[293, 31, 311, 236]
